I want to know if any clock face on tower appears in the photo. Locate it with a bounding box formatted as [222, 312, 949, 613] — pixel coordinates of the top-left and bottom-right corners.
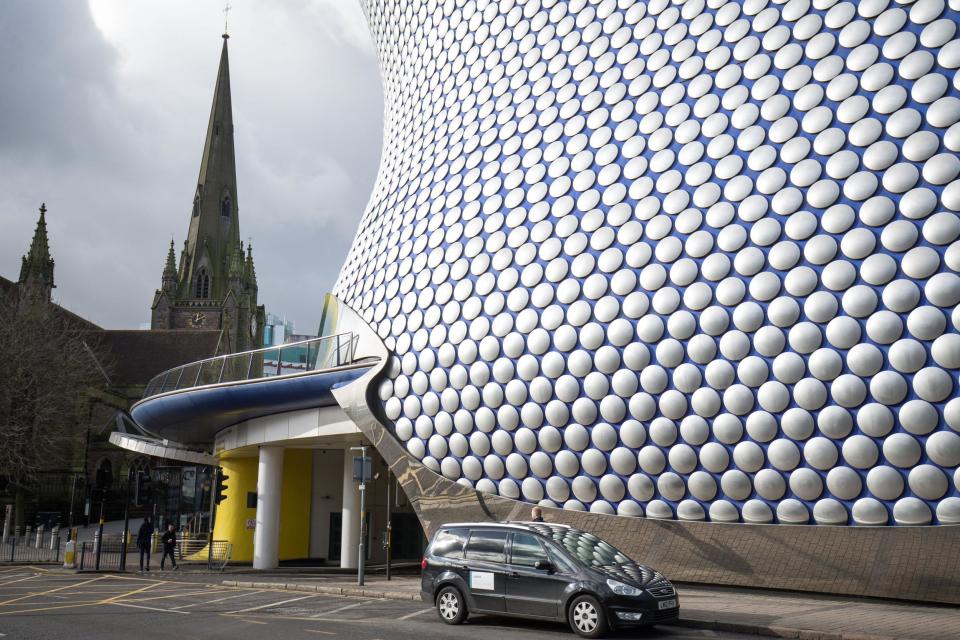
[190, 312, 206, 328]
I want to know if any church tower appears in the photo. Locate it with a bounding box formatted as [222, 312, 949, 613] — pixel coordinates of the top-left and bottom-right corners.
[18, 203, 55, 310]
[151, 33, 264, 354]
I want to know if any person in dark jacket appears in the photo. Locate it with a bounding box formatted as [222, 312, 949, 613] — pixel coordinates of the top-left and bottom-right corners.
[136, 517, 153, 573]
[531, 506, 544, 522]
[160, 523, 178, 570]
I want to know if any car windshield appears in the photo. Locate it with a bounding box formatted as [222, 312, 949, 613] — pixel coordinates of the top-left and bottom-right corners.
[538, 527, 631, 567]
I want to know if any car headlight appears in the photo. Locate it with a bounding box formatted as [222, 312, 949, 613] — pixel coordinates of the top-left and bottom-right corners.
[606, 579, 643, 596]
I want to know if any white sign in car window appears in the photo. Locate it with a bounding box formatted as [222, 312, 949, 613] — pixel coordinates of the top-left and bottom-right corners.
[470, 571, 495, 591]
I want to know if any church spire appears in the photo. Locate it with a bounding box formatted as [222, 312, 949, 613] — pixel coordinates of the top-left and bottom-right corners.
[150, 29, 262, 352]
[164, 239, 177, 274]
[245, 242, 257, 290]
[181, 33, 240, 302]
[161, 239, 177, 293]
[19, 203, 55, 305]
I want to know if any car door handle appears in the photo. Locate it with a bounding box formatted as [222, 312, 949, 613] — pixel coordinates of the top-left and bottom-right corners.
[508, 571, 519, 577]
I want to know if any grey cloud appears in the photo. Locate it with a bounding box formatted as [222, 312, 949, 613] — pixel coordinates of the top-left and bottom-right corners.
[0, 1, 383, 333]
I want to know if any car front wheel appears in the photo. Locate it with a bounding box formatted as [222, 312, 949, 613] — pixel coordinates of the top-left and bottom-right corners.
[568, 594, 608, 638]
[436, 585, 467, 625]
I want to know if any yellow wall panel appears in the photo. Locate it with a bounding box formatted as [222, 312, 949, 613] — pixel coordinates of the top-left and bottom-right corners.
[212, 457, 258, 563]
[213, 448, 314, 563]
[279, 448, 312, 560]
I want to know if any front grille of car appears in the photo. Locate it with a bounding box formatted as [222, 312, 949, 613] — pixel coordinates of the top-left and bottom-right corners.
[647, 585, 676, 598]
[651, 608, 680, 622]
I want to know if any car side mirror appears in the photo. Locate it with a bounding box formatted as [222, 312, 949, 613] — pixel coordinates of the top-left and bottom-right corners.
[534, 560, 554, 573]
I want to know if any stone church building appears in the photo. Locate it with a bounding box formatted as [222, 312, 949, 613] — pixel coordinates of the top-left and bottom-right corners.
[1, 33, 263, 528]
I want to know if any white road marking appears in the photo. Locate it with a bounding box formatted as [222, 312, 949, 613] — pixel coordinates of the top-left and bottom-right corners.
[398, 607, 433, 620]
[309, 599, 373, 618]
[171, 589, 266, 610]
[304, 631, 334, 636]
[108, 601, 190, 615]
[228, 594, 318, 614]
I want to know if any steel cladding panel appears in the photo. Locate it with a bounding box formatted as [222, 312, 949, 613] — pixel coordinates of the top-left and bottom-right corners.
[334, 0, 960, 527]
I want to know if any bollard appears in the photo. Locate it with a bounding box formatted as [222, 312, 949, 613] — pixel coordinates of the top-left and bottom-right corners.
[1, 508, 9, 545]
[50, 527, 59, 550]
[63, 539, 76, 569]
[35, 525, 44, 549]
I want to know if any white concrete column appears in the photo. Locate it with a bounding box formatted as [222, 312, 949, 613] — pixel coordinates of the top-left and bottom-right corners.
[253, 446, 283, 570]
[340, 448, 360, 569]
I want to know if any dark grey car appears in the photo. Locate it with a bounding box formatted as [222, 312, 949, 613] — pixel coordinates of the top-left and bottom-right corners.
[420, 522, 679, 638]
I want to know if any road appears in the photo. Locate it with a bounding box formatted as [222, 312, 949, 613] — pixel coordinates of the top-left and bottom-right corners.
[0, 566, 754, 640]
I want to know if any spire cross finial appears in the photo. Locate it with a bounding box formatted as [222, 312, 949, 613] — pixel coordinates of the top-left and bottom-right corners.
[39, 202, 47, 215]
[223, 3, 232, 36]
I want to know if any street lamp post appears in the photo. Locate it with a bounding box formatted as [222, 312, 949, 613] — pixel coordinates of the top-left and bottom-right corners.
[385, 470, 392, 581]
[350, 445, 369, 586]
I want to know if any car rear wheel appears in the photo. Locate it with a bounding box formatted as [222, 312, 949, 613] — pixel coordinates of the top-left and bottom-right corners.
[568, 594, 607, 638]
[436, 585, 467, 625]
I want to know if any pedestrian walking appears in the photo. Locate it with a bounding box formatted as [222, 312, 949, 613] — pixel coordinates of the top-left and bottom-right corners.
[137, 517, 153, 573]
[160, 523, 178, 570]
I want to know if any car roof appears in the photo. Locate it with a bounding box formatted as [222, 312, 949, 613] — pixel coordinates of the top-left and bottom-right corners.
[436, 521, 575, 533]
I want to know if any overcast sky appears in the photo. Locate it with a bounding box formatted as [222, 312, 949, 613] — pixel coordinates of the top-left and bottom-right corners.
[0, 0, 383, 332]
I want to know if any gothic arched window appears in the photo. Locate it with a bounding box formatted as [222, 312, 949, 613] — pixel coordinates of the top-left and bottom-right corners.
[95, 458, 113, 491]
[221, 195, 231, 217]
[195, 269, 210, 299]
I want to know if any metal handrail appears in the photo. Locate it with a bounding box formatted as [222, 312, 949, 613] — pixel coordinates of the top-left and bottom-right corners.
[142, 332, 357, 399]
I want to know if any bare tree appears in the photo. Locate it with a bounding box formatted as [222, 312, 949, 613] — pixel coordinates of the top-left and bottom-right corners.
[0, 300, 110, 523]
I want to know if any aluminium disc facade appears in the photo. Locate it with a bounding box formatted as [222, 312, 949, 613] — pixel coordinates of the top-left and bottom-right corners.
[334, 0, 960, 526]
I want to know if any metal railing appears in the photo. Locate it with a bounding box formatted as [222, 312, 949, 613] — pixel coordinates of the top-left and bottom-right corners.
[78, 536, 232, 571]
[143, 332, 358, 399]
[1, 529, 62, 564]
[79, 537, 124, 571]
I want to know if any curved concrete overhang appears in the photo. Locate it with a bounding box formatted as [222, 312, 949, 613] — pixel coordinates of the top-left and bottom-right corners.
[130, 362, 375, 446]
[109, 432, 217, 465]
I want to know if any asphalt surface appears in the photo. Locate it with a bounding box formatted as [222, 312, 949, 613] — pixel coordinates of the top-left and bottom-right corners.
[0, 566, 758, 640]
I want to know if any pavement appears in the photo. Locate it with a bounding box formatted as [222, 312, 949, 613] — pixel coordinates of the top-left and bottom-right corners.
[0, 566, 752, 640]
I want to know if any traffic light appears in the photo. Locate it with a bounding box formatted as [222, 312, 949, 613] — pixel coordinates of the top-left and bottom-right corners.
[215, 470, 229, 505]
[135, 472, 152, 507]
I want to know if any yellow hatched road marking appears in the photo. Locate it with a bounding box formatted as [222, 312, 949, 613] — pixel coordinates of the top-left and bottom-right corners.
[0, 575, 105, 607]
[99, 579, 165, 604]
[0, 601, 107, 616]
[0, 574, 40, 588]
[115, 588, 225, 603]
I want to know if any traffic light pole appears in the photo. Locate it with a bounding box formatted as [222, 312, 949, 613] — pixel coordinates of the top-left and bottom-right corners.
[208, 467, 218, 570]
[120, 469, 132, 571]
